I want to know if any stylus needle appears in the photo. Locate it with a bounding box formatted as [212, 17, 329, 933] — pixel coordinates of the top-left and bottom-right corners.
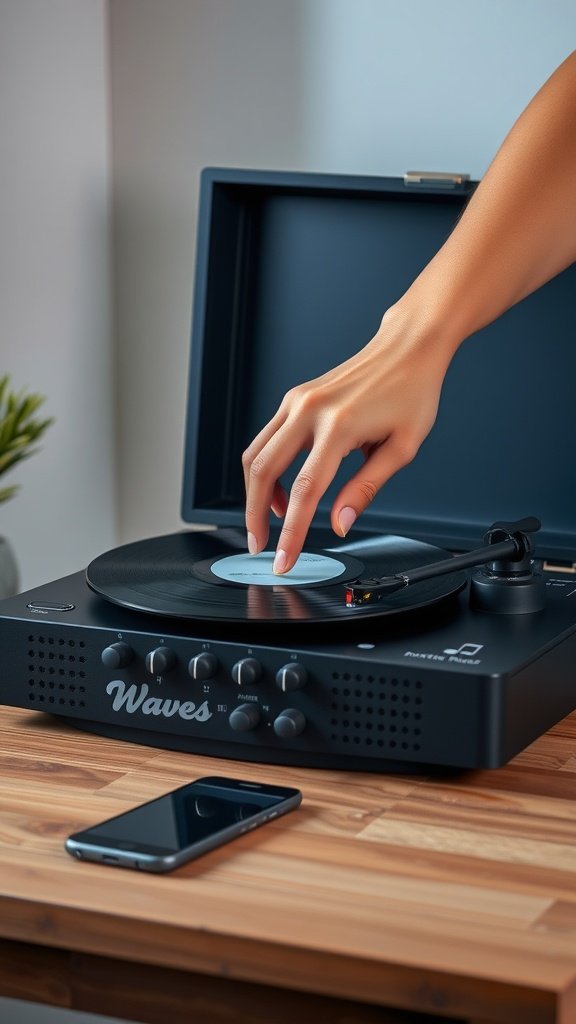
[345, 575, 407, 606]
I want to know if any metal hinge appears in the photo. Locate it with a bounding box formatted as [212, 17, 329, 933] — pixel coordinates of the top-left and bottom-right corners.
[543, 560, 576, 574]
[404, 170, 470, 188]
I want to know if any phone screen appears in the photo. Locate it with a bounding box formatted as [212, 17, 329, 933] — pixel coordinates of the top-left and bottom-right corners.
[66, 776, 301, 866]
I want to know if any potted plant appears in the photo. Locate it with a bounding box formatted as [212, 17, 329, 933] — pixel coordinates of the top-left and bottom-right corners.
[0, 375, 54, 598]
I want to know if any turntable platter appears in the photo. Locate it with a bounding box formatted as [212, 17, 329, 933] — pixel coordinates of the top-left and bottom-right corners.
[85, 528, 467, 624]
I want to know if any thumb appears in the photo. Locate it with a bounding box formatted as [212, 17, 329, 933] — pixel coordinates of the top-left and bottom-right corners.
[330, 439, 415, 537]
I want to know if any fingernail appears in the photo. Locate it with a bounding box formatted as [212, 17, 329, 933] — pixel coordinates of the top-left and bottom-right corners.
[273, 548, 288, 574]
[338, 506, 357, 537]
[247, 532, 258, 555]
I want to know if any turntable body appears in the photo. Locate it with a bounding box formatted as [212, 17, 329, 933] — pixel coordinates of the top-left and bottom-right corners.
[1, 562, 575, 771]
[1, 168, 575, 772]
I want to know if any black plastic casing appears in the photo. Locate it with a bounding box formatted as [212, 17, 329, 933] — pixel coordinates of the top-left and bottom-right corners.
[1, 569, 576, 772]
[1, 169, 575, 776]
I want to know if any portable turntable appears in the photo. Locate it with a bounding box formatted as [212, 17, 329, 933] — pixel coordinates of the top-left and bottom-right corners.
[1, 168, 575, 772]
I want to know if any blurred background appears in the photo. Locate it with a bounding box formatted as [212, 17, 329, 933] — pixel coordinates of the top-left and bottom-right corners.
[1, 0, 575, 598]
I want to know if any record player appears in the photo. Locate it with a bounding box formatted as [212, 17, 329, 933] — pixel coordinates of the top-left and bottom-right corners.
[1, 168, 575, 772]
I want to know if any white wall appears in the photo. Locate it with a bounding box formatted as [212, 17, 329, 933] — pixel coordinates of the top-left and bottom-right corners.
[108, 0, 576, 547]
[0, 0, 115, 591]
[108, 0, 311, 544]
[301, 0, 576, 175]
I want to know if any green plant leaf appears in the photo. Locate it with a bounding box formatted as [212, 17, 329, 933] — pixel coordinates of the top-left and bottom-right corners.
[0, 484, 19, 504]
[0, 376, 53, 494]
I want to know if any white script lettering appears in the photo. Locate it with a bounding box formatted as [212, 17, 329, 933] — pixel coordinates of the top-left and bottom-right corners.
[106, 680, 213, 722]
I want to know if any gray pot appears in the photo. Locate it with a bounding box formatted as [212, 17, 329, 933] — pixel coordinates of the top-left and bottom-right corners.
[0, 536, 19, 598]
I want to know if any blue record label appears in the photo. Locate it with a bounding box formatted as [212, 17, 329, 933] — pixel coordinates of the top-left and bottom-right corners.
[211, 551, 347, 587]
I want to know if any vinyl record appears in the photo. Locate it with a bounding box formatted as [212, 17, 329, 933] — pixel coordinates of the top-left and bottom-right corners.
[85, 527, 467, 624]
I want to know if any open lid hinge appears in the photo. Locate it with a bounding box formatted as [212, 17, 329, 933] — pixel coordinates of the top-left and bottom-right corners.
[404, 170, 470, 188]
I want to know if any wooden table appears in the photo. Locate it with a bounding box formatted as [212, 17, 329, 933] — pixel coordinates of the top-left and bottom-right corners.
[1, 705, 576, 1024]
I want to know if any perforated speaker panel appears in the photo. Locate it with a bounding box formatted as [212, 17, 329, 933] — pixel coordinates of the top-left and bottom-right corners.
[327, 671, 424, 755]
[25, 632, 88, 710]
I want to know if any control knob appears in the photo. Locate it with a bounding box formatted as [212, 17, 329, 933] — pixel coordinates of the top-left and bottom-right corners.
[101, 642, 133, 669]
[275, 662, 308, 692]
[188, 652, 219, 681]
[145, 646, 176, 675]
[273, 708, 306, 739]
[231, 657, 262, 686]
[229, 703, 261, 732]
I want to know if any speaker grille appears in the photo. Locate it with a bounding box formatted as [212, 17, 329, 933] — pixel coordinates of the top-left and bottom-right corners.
[328, 672, 424, 754]
[26, 633, 88, 709]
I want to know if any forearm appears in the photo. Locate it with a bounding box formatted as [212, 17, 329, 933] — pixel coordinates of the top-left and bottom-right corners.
[397, 50, 576, 352]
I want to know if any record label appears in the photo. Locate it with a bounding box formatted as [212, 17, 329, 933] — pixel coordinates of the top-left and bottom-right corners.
[210, 551, 347, 587]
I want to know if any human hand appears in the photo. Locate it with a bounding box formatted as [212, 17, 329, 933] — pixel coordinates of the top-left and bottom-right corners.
[242, 302, 456, 574]
[244, 51, 576, 575]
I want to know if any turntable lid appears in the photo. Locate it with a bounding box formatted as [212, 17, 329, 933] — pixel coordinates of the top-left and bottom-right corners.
[181, 168, 576, 561]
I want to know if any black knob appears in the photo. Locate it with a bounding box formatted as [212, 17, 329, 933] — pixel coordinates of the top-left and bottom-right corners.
[145, 647, 176, 675]
[275, 662, 308, 692]
[273, 708, 306, 739]
[231, 658, 262, 686]
[101, 642, 133, 669]
[229, 703, 261, 732]
[188, 652, 219, 681]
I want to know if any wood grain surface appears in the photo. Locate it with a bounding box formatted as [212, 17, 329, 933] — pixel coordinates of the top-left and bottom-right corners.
[1, 704, 576, 1024]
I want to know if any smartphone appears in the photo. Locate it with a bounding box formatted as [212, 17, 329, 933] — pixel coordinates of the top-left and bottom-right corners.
[65, 776, 302, 873]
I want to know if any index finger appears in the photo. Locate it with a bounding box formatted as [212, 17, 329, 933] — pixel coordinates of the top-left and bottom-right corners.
[272, 441, 346, 575]
[244, 418, 311, 555]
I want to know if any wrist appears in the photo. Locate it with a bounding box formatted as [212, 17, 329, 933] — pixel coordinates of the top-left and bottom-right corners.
[378, 292, 465, 368]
